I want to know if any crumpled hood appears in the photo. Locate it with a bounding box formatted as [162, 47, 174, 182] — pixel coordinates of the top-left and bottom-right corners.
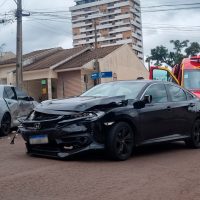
[35, 96, 126, 112]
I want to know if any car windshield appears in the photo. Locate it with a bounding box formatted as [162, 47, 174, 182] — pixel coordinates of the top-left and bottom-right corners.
[184, 70, 200, 90]
[81, 81, 147, 99]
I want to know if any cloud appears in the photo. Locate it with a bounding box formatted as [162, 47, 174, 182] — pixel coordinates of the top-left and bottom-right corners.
[22, 18, 73, 52]
[141, 0, 200, 56]
[0, 0, 200, 58]
[0, 0, 74, 53]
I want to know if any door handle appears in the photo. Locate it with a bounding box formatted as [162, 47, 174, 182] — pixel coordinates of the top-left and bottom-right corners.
[188, 103, 195, 107]
[167, 106, 171, 111]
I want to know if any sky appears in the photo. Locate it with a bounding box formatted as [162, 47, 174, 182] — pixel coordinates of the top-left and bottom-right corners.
[0, 0, 200, 58]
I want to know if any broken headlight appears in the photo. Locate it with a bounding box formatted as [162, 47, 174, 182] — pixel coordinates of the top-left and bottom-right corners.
[71, 111, 105, 120]
[62, 124, 87, 133]
[86, 111, 105, 120]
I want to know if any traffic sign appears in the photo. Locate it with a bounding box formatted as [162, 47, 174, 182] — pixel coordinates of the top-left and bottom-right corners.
[91, 71, 113, 80]
[101, 71, 112, 78]
[91, 72, 100, 80]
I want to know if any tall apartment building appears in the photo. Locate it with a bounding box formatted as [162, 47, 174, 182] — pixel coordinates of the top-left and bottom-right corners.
[70, 0, 144, 60]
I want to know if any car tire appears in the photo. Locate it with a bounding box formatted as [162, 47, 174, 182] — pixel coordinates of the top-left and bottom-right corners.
[185, 119, 200, 148]
[0, 113, 11, 136]
[106, 122, 134, 161]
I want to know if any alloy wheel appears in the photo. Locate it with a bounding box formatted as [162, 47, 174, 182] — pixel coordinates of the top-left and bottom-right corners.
[193, 121, 200, 145]
[106, 122, 134, 161]
[116, 126, 133, 156]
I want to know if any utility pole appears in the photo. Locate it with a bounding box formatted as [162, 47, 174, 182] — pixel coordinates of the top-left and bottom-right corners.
[94, 20, 98, 50]
[16, 0, 23, 89]
[93, 20, 100, 85]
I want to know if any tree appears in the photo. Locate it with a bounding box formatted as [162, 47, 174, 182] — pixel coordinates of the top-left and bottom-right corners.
[185, 42, 200, 57]
[170, 40, 189, 54]
[169, 40, 189, 64]
[147, 45, 169, 66]
[147, 40, 200, 67]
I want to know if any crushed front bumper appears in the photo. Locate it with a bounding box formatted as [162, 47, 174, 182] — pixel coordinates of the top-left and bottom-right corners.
[25, 140, 104, 158]
[20, 122, 105, 158]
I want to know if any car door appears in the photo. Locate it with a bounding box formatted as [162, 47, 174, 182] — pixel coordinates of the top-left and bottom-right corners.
[3, 86, 19, 126]
[14, 87, 34, 117]
[138, 83, 172, 141]
[165, 83, 195, 135]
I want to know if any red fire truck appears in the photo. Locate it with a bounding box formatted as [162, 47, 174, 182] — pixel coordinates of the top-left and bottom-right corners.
[149, 55, 200, 98]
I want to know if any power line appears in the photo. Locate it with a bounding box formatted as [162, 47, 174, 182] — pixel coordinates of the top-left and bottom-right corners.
[143, 28, 200, 32]
[2, 5, 200, 20]
[22, 2, 200, 11]
[28, 10, 71, 13]
[141, 2, 200, 9]
[141, 6, 200, 13]
[26, 17, 71, 23]
[23, 6, 71, 12]
[27, 20, 72, 35]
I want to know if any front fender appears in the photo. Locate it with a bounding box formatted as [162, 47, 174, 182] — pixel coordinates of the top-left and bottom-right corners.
[103, 108, 140, 132]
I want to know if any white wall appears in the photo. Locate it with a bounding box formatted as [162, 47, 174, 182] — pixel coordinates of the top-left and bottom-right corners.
[99, 44, 149, 83]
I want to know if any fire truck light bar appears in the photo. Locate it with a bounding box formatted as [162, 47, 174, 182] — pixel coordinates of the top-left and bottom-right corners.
[190, 58, 200, 63]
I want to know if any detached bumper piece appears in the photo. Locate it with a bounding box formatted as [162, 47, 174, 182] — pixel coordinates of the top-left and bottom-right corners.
[26, 143, 104, 158]
[26, 134, 104, 158]
[22, 128, 104, 158]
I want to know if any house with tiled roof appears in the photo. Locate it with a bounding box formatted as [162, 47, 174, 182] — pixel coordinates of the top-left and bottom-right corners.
[0, 44, 148, 101]
[0, 51, 15, 62]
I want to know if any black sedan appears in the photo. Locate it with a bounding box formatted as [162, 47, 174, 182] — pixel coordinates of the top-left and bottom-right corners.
[19, 80, 200, 160]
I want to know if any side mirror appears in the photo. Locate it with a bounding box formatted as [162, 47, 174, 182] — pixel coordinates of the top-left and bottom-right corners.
[28, 96, 34, 101]
[143, 95, 152, 104]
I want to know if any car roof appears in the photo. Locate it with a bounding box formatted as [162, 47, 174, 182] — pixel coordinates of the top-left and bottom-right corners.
[101, 79, 170, 85]
[100, 80, 187, 91]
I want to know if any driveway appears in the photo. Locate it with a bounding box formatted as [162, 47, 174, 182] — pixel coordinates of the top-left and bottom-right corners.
[0, 135, 200, 200]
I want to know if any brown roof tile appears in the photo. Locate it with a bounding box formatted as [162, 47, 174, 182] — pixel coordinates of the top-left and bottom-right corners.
[0, 45, 122, 72]
[55, 45, 122, 71]
[24, 46, 87, 71]
[0, 48, 58, 65]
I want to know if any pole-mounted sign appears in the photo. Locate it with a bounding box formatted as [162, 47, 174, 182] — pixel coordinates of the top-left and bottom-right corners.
[91, 71, 113, 80]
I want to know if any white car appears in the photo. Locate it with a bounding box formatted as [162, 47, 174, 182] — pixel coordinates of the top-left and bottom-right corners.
[0, 85, 37, 136]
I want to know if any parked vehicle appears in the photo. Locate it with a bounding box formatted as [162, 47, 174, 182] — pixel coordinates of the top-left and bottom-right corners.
[149, 56, 200, 98]
[0, 85, 37, 136]
[20, 80, 200, 161]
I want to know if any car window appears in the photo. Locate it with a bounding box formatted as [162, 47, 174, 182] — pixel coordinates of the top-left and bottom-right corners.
[3, 87, 17, 100]
[167, 84, 187, 102]
[144, 83, 168, 103]
[15, 87, 28, 98]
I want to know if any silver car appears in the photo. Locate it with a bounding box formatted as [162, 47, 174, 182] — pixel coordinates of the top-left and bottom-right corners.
[0, 85, 37, 136]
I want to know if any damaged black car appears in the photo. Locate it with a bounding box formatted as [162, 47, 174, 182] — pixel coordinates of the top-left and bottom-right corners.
[19, 80, 200, 160]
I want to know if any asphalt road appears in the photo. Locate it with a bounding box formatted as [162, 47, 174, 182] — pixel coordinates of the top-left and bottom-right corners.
[1, 134, 200, 200]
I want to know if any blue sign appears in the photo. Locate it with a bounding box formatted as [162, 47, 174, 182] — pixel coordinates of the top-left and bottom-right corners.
[91, 72, 100, 80]
[101, 71, 113, 78]
[91, 71, 113, 80]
